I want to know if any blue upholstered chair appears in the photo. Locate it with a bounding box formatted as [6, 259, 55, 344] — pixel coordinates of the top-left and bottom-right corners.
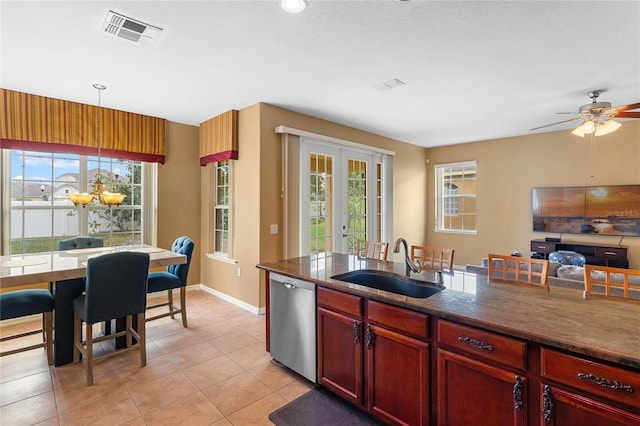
[58, 236, 104, 251]
[0, 289, 54, 365]
[146, 236, 194, 327]
[72, 251, 150, 386]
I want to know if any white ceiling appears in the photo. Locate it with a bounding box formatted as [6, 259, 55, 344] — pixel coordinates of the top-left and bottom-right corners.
[1, 0, 639, 148]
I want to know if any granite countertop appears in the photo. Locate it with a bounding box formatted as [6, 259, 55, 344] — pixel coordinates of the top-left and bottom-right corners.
[257, 253, 640, 370]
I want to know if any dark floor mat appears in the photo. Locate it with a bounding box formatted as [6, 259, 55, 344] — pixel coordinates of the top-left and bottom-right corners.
[269, 387, 382, 426]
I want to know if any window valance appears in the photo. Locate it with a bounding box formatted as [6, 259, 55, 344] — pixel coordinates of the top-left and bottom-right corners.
[0, 88, 166, 163]
[199, 109, 238, 166]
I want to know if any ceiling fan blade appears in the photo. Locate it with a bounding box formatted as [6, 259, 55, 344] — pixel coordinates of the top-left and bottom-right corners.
[609, 102, 640, 114]
[613, 112, 640, 118]
[531, 117, 581, 131]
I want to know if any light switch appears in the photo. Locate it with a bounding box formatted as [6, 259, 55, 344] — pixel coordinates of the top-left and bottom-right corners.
[270, 224, 278, 234]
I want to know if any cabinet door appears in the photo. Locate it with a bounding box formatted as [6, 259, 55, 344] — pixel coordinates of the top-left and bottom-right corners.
[438, 349, 526, 426]
[367, 323, 430, 426]
[317, 306, 363, 406]
[541, 385, 640, 425]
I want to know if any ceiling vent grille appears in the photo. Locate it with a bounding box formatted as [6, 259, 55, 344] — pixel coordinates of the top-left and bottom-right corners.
[373, 79, 405, 91]
[101, 10, 162, 46]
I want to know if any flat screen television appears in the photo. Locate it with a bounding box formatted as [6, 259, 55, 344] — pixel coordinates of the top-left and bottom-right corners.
[532, 185, 640, 237]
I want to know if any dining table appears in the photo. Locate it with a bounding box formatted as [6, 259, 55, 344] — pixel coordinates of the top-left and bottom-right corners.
[1, 244, 187, 366]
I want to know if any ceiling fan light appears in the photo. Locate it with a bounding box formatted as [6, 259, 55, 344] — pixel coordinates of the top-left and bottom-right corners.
[581, 120, 596, 134]
[280, 0, 306, 13]
[571, 127, 585, 137]
[594, 119, 622, 136]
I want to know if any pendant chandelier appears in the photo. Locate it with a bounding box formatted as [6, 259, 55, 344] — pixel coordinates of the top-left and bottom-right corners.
[67, 84, 126, 208]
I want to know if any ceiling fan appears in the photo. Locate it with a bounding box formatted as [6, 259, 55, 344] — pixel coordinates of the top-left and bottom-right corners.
[531, 90, 640, 137]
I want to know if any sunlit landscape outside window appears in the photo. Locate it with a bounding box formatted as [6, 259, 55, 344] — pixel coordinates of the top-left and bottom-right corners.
[8, 150, 143, 254]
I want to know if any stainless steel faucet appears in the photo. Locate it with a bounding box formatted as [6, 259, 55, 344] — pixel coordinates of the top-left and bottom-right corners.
[393, 238, 422, 277]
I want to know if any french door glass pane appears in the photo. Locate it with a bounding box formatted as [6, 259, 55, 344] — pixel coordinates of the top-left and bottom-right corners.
[309, 154, 334, 256]
[347, 159, 367, 254]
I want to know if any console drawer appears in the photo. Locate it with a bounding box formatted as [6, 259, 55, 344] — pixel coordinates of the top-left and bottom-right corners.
[317, 286, 363, 318]
[541, 348, 640, 408]
[594, 247, 627, 260]
[531, 241, 555, 253]
[437, 319, 527, 370]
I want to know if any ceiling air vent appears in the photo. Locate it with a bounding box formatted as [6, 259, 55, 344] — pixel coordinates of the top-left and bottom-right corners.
[373, 79, 405, 91]
[101, 10, 163, 46]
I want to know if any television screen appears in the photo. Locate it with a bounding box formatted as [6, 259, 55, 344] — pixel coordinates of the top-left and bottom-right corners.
[532, 185, 640, 236]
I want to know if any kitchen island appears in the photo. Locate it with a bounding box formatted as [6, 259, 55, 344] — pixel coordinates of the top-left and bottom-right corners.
[258, 253, 640, 425]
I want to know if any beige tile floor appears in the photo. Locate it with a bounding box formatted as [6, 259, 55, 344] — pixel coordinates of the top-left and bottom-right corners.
[0, 290, 314, 425]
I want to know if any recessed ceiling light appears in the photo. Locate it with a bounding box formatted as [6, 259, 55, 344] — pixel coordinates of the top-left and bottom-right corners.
[280, 0, 307, 13]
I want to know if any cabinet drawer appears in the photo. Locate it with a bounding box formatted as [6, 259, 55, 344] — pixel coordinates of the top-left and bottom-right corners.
[531, 241, 555, 253]
[437, 319, 527, 370]
[317, 286, 363, 318]
[594, 247, 627, 260]
[541, 348, 640, 408]
[367, 300, 429, 340]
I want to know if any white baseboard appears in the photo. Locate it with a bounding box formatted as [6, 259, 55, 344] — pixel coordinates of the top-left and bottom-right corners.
[191, 284, 266, 315]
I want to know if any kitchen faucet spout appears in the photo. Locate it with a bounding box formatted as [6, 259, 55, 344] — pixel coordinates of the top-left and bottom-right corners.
[393, 238, 422, 277]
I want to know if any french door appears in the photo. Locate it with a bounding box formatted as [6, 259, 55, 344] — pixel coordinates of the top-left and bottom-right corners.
[301, 140, 389, 256]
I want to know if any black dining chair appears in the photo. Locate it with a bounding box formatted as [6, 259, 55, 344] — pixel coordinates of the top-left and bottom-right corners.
[72, 251, 150, 386]
[0, 289, 54, 365]
[146, 236, 195, 327]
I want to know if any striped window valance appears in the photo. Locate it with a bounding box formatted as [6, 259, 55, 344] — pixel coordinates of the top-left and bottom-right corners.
[0, 88, 166, 163]
[199, 109, 238, 166]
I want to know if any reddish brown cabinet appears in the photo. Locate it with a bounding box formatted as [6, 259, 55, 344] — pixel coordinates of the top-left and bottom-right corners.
[540, 348, 640, 425]
[317, 287, 430, 425]
[437, 319, 528, 426]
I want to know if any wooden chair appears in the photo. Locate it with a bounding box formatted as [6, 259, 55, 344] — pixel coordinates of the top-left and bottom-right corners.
[488, 254, 549, 287]
[583, 265, 640, 300]
[411, 245, 455, 273]
[356, 240, 389, 261]
[73, 251, 150, 385]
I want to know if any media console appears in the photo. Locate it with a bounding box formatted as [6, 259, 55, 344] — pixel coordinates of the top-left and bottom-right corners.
[530, 239, 629, 268]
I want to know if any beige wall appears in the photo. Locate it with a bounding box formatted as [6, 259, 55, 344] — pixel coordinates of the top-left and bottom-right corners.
[424, 120, 640, 269]
[157, 121, 201, 283]
[199, 103, 428, 309]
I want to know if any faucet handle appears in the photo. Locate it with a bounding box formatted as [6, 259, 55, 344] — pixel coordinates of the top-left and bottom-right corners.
[415, 259, 423, 273]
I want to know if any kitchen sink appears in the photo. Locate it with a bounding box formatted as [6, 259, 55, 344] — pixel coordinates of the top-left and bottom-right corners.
[330, 269, 444, 298]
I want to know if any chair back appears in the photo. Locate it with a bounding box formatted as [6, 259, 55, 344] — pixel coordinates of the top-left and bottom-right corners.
[584, 264, 640, 300]
[167, 236, 195, 286]
[58, 236, 104, 251]
[356, 240, 389, 261]
[80, 252, 150, 324]
[488, 254, 549, 287]
[411, 245, 455, 273]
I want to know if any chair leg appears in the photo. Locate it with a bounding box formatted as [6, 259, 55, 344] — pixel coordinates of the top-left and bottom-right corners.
[180, 287, 187, 328]
[138, 312, 146, 367]
[126, 316, 133, 348]
[85, 322, 93, 386]
[44, 311, 54, 365]
[168, 290, 175, 319]
[73, 313, 81, 363]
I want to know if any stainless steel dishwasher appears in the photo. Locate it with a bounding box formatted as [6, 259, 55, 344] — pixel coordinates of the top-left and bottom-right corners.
[269, 272, 316, 382]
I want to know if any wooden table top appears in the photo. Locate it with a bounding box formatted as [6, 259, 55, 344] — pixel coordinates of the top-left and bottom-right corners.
[1, 245, 186, 288]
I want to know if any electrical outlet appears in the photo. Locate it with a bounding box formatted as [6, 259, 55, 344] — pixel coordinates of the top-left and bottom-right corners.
[270, 224, 278, 234]
[237, 267, 241, 278]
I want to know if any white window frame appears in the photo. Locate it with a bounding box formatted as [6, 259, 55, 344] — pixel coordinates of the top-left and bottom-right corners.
[1, 148, 157, 254]
[435, 160, 477, 235]
[211, 160, 234, 260]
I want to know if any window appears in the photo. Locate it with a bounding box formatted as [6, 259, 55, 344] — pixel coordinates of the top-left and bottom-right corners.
[2, 149, 154, 254]
[213, 160, 232, 257]
[435, 161, 477, 234]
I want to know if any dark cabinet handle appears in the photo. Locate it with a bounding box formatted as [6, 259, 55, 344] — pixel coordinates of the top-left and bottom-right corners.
[458, 336, 494, 351]
[513, 376, 524, 412]
[577, 373, 635, 393]
[542, 385, 554, 424]
[353, 320, 359, 345]
[365, 324, 372, 349]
